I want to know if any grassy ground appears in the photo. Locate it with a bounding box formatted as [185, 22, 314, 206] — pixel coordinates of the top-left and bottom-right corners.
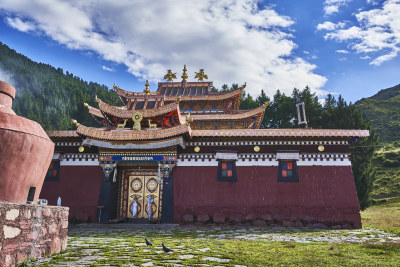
[30, 227, 400, 267]
[361, 197, 400, 236]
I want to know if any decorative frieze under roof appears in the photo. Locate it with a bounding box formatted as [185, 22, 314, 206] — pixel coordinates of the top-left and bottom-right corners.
[191, 129, 370, 138]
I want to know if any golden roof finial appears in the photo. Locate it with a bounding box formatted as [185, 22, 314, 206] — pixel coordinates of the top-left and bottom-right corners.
[263, 101, 270, 108]
[164, 69, 177, 82]
[84, 102, 90, 109]
[71, 119, 80, 127]
[175, 95, 182, 104]
[181, 65, 188, 81]
[113, 83, 120, 90]
[144, 80, 151, 95]
[186, 113, 193, 126]
[95, 95, 101, 103]
[194, 69, 208, 81]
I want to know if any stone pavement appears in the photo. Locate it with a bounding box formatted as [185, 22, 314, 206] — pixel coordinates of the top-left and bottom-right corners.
[30, 224, 400, 266]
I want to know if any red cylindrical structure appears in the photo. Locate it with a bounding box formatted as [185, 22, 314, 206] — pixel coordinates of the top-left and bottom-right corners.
[0, 81, 54, 203]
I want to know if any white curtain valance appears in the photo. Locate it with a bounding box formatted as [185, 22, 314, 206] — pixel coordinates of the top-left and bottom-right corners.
[216, 152, 238, 160]
[276, 152, 300, 160]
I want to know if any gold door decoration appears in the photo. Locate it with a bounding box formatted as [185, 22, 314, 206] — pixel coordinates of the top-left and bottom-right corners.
[121, 170, 162, 219]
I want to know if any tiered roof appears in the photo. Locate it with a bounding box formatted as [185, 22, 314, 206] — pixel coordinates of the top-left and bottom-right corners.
[67, 67, 369, 144]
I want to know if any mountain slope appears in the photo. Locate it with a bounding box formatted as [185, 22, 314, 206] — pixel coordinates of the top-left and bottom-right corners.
[355, 84, 400, 143]
[0, 41, 120, 130]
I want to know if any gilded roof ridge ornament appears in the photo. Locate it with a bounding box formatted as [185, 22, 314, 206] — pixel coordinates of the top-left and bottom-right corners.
[113, 83, 121, 90]
[175, 95, 182, 104]
[181, 65, 188, 81]
[95, 95, 101, 103]
[243, 82, 246, 89]
[71, 119, 80, 127]
[84, 102, 90, 109]
[194, 69, 208, 81]
[186, 113, 193, 126]
[163, 69, 177, 82]
[263, 101, 270, 108]
[143, 80, 151, 95]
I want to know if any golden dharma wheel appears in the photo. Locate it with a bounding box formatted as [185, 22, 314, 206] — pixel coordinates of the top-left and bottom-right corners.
[194, 146, 200, 153]
[132, 111, 143, 122]
[254, 146, 260, 152]
[78, 146, 84, 153]
[318, 145, 325, 152]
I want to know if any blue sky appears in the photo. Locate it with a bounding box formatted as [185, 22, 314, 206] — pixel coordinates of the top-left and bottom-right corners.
[0, 0, 399, 103]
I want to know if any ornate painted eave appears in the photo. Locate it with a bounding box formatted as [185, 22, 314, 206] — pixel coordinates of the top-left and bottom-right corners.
[191, 104, 266, 121]
[191, 129, 370, 138]
[97, 99, 184, 122]
[76, 123, 191, 141]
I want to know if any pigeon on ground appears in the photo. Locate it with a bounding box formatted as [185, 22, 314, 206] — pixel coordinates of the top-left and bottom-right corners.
[145, 238, 152, 246]
[162, 242, 173, 253]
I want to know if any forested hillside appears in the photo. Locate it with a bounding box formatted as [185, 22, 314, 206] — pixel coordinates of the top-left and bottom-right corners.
[355, 84, 400, 143]
[0, 42, 120, 130]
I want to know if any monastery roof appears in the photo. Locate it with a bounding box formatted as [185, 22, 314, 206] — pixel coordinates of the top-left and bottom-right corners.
[96, 99, 183, 121]
[115, 83, 245, 103]
[75, 124, 191, 141]
[191, 104, 266, 121]
[46, 131, 79, 138]
[191, 129, 370, 138]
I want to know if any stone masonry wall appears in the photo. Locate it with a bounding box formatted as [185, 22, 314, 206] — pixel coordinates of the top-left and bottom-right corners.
[0, 202, 69, 267]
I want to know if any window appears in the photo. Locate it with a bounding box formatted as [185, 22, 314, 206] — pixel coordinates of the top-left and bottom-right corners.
[278, 160, 298, 182]
[45, 161, 60, 181]
[217, 160, 237, 182]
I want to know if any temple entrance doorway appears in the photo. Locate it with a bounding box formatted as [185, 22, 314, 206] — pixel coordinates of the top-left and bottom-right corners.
[117, 166, 162, 220]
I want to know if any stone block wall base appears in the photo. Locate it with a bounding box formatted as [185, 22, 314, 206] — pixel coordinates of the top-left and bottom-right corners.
[0, 202, 69, 267]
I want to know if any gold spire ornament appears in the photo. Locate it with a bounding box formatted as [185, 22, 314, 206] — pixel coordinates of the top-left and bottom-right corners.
[186, 113, 193, 126]
[175, 95, 182, 104]
[71, 119, 80, 127]
[95, 95, 101, 103]
[163, 70, 177, 82]
[181, 65, 188, 81]
[263, 101, 270, 108]
[194, 69, 208, 81]
[143, 80, 151, 95]
[113, 84, 120, 90]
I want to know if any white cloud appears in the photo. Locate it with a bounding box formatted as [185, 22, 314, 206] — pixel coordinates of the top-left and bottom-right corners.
[336, 49, 350, 53]
[321, 0, 400, 65]
[0, 67, 15, 85]
[0, 0, 328, 97]
[316, 21, 345, 31]
[323, 0, 351, 15]
[6, 17, 35, 32]
[102, 65, 114, 72]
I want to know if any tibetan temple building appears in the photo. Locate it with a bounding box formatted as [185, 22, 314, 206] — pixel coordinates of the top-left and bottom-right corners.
[42, 66, 369, 228]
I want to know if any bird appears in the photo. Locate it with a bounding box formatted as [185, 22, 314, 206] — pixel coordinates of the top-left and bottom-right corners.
[145, 238, 152, 246]
[162, 242, 173, 253]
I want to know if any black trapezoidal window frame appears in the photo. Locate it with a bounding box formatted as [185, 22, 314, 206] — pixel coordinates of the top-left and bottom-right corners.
[217, 160, 237, 182]
[277, 160, 299, 183]
[45, 160, 60, 181]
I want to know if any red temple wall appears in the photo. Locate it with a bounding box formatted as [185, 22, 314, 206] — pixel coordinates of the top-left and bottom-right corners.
[173, 165, 361, 227]
[39, 166, 103, 222]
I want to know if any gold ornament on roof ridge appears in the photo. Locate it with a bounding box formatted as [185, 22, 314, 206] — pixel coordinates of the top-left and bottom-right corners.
[71, 119, 80, 127]
[143, 80, 151, 95]
[163, 69, 177, 82]
[113, 84, 121, 90]
[84, 102, 90, 109]
[181, 65, 188, 81]
[175, 95, 182, 104]
[95, 95, 101, 103]
[132, 111, 143, 130]
[263, 101, 270, 108]
[194, 69, 208, 81]
[186, 113, 193, 126]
